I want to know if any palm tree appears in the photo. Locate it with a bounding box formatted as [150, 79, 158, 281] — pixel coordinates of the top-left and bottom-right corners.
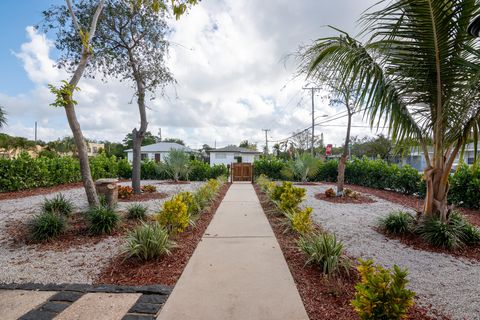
[0, 107, 7, 128]
[300, 0, 480, 221]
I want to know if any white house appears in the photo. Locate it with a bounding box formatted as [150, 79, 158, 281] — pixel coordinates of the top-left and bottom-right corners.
[209, 146, 261, 166]
[125, 142, 193, 163]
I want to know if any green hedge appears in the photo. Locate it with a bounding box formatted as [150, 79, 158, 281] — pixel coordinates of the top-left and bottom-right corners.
[254, 156, 480, 209]
[0, 153, 225, 192]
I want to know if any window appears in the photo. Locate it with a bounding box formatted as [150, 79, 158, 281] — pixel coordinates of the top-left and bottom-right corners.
[234, 156, 242, 163]
[468, 157, 474, 165]
[141, 153, 148, 160]
[215, 153, 226, 159]
[93, 147, 98, 153]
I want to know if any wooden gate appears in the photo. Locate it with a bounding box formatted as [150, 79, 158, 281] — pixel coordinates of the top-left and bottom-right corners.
[231, 163, 253, 182]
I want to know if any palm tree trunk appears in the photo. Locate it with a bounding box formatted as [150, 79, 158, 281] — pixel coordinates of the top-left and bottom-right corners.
[337, 108, 352, 196]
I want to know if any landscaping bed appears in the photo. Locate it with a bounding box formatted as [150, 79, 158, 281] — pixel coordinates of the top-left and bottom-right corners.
[314, 192, 375, 204]
[96, 182, 230, 286]
[0, 181, 85, 201]
[254, 184, 446, 320]
[118, 192, 168, 202]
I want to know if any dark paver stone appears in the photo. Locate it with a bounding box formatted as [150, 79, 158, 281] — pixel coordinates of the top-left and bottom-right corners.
[49, 291, 84, 302]
[19, 309, 56, 320]
[39, 283, 66, 291]
[135, 285, 172, 295]
[0, 283, 18, 290]
[40, 301, 70, 313]
[128, 303, 162, 314]
[137, 294, 168, 304]
[91, 284, 137, 293]
[122, 315, 156, 320]
[16, 283, 46, 290]
[63, 283, 90, 292]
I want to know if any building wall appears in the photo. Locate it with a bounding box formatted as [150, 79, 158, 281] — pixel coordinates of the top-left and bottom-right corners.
[209, 152, 258, 166]
[126, 151, 170, 163]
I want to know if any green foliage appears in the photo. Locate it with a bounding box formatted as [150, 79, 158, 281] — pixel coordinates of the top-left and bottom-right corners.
[289, 207, 314, 235]
[163, 150, 191, 181]
[282, 153, 321, 182]
[87, 206, 120, 234]
[351, 260, 415, 320]
[127, 204, 148, 220]
[414, 212, 479, 249]
[379, 211, 414, 235]
[254, 157, 286, 180]
[156, 195, 190, 234]
[188, 160, 227, 181]
[89, 153, 118, 180]
[177, 191, 199, 215]
[274, 182, 306, 212]
[209, 164, 228, 179]
[29, 211, 66, 242]
[42, 193, 74, 216]
[449, 162, 480, 209]
[298, 232, 350, 275]
[48, 80, 80, 107]
[117, 158, 132, 179]
[123, 222, 175, 261]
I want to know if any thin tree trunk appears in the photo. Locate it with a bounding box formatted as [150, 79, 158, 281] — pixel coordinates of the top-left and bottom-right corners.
[64, 102, 99, 207]
[337, 108, 352, 196]
[129, 51, 147, 195]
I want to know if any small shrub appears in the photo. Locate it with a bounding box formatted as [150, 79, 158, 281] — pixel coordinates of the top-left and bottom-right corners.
[42, 193, 74, 216]
[325, 187, 336, 198]
[29, 211, 66, 241]
[118, 186, 134, 199]
[127, 204, 148, 220]
[123, 222, 175, 261]
[415, 213, 465, 249]
[462, 223, 480, 246]
[141, 185, 157, 193]
[270, 182, 305, 211]
[351, 259, 415, 320]
[156, 195, 190, 234]
[290, 207, 314, 235]
[343, 188, 359, 199]
[298, 232, 350, 275]
[178, 191, 199, 215]
[87, 206, 120, 234]
[379, 211, 414, 234]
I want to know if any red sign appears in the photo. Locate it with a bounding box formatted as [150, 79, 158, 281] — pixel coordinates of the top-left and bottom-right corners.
[326, 144, 332, 156]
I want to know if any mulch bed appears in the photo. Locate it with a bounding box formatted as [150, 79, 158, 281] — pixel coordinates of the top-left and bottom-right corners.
[5, 213, 140, 251]
[119, 192, 168, 202]
[95, 183, 231, 286]
[294, 182, 321, 186]
[158, 181, 190, 185]
[314, 193, 376, 204]
[254, 184, 448, 320]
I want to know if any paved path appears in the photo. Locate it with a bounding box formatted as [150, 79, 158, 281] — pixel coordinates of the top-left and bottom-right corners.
[157, 182, 309, 320]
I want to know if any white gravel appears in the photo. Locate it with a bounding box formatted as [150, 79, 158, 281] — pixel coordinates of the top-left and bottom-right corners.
[302, 185, 480, 320]
[0, 180, 204, 284]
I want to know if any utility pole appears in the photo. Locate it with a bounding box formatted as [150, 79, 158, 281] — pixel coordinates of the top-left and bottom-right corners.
[158, 128, 162, 142]
[302, 86, 321, 156]
[34, 121, 37, 142]
[262, 129, 270, 155]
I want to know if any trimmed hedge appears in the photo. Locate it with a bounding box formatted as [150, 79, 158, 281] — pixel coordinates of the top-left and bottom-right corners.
[254, 156, 480, 209]
[0, 153, 226, 192]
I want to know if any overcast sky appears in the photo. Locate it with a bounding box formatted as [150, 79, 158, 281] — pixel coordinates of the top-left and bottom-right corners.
[0, 0, 383, 150]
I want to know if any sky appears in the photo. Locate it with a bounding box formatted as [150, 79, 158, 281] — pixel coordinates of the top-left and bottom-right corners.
[0, 0, 383, 150]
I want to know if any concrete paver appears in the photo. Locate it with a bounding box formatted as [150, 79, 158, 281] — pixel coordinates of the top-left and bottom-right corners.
[0, 289, 56, 320]
[157, 183, 308, 320]
[55, 293, 141, 320]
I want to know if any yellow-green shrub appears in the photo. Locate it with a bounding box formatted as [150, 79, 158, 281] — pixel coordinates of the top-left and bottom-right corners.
[178, 191, 199, 215]
[291, 207, 313, 235]
[156, 195, 190, 234]
[351, 259, 415, 320]
[278, 182, 306, 212]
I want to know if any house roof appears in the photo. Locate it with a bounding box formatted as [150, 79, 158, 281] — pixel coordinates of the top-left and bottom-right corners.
[209, 146, 262, 154]
[125, 142, 193, 153]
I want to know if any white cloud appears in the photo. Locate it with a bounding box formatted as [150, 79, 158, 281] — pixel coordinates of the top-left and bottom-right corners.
[1, 0, 382, 150]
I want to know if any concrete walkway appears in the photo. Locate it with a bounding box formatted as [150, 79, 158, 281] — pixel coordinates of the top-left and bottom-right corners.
[157, 183, 309, 320]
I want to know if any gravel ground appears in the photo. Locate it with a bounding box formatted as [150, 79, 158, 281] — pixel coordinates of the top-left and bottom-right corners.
[303, 185, 480, 320]
[0, 180, 204, 284]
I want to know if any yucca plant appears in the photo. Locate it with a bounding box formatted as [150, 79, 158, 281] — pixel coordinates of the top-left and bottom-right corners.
[163, 149, 191, 182]
[282, 153, 321, 182]
[124, 222, 175, 261]
[298, 232, 350, 275]
[42, 193, 74, 216]
[299, 0, 480, 222]
[379, 211, 415, 234]
[29, 211, 67, 242]
[126, 204, 148, 220]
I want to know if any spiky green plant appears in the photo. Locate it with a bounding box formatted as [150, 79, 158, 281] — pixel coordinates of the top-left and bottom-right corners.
[299, 0, 480, 221]
[123, 222, 175, 261]
[163, 149, 191, 182]
[42, 193, 74, 216]
[87, 206, 120, 234]
[282, 153, 321, 182]
[379, 211, 414, 234]
[126, 204, 148, 220]
[298, 232, 350, 275]
[29, 211, 66, 241]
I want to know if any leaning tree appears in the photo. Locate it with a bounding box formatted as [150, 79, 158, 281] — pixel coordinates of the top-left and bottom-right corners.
[43, 0, 196, 204]
[300, 0, 480, 221]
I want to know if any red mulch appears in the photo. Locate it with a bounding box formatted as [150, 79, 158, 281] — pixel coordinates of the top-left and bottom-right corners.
[119, 192, 168, 202]
[294, 182, 321, 186]
[5, 214, 140, 251]
[314, 193, 376, 204]
[323, 182, 480, 227]
[95, 183, 231, 286]
[254, 184, 449, 320]
[0, 182, 85, 201]
[158, 181, 190, 185]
